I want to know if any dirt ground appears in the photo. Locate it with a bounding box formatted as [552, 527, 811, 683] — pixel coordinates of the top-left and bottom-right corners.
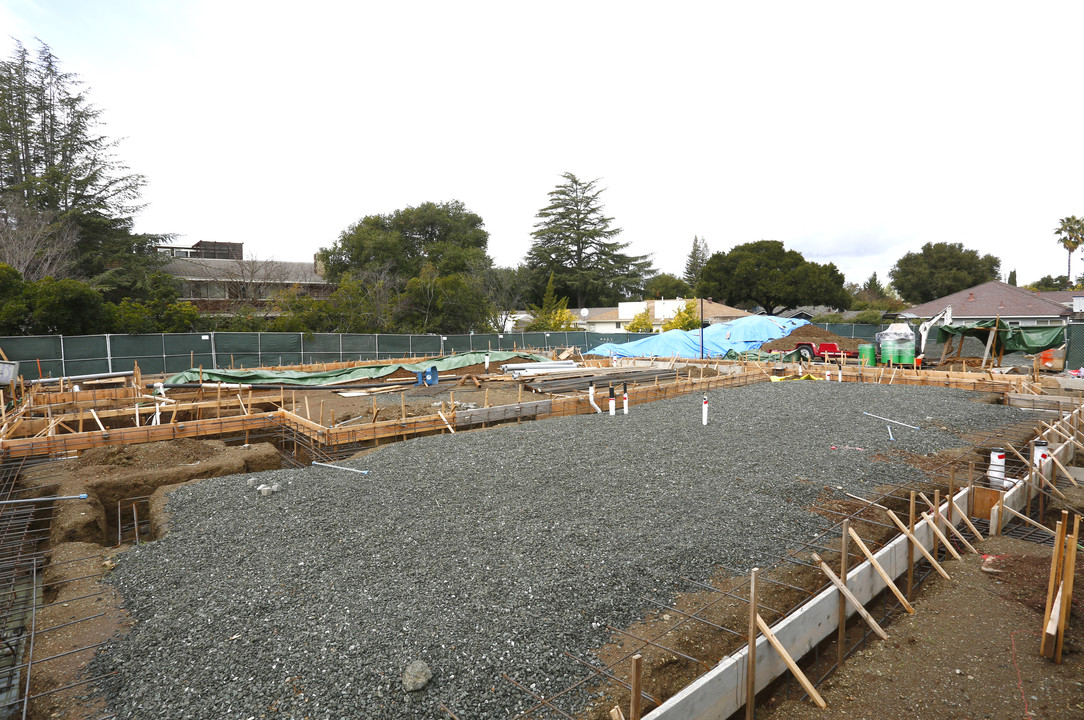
[766, 535, 1084, 720]
[762, 325, 866, 353]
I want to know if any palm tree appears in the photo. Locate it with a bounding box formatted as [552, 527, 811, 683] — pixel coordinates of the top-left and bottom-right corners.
[1054, 216, 1084, 284]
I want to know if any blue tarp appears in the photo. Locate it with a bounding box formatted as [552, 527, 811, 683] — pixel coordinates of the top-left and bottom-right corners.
[586, 316, 810, 358]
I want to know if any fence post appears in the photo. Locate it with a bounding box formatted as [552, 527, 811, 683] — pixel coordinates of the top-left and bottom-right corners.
[59, 335, 67, 377]
[299, 332, 305, 364]
[257, 332, 262, 367]
[105, 334, 114, 373]
[209, 332, 218, 369]
[339, 333, 343, 363]
[375, 333, 379, 360]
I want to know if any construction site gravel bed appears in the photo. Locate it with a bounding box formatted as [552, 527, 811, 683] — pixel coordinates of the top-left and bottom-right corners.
[94, 382, 1040, 720]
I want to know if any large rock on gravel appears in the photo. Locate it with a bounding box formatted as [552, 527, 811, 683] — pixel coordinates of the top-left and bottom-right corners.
[402, 660, 432, 691]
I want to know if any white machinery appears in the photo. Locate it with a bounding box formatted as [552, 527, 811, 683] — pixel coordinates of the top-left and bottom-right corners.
[916, 306, 952, 360]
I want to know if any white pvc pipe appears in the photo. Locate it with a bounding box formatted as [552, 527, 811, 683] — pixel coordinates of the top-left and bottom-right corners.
[622, 383, 628, 415]
[311, 461, 370, 475]
[0, 494, 88, 505]
[588, 383, 602, 413]
[702, 395, 708, 425]
[988, 447, 1008, 489]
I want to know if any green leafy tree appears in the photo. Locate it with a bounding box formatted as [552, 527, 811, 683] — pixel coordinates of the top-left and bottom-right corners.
[696, 240, 849, 314]
[1055, 216, 1084, 283]
[643, 272, 690, 299]
[851, 309, 884, 324]
[811, 313, 845, 323]
[524, 272, 577, 331]
[1028, 275, 1070, 292]
[476, 263, 528, 332]
[0, 263, 28, 333]
[661, 300, 699, 331]
[624, 308, 653, 333]
[23, 277, 107, 334]
[526, 173, 652, 307]
[1007, 269, 1017, 286]
[683, 236, 709, 286]
[888, 242, 1001, 304]
[399, 263, 491, 333]
[318, 200, 490, 281]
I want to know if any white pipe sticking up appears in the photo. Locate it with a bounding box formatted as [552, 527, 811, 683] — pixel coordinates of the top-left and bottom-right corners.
[988, 447, 1008, 489]
[1031, 440, 1051, 486]
[588, 382, 602, 413]
[484, 353, 490, 372]
[608, 385, 615, 416]
[622, 383, 628, 415]
[702, 394, 708, 425]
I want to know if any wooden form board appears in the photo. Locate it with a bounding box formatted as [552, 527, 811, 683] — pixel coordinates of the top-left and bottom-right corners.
[645, 488, 961, 720]
[1005, 393, 1076, 412]
[456, 400, 553, 427]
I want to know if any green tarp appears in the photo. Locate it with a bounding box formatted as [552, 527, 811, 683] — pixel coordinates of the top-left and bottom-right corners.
[935, 321, 1065, 355]
[164, 350, 551, 386]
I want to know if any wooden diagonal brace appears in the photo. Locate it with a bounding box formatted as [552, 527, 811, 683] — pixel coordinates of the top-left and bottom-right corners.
[885, 509, 951, 580]
[811, 553, 889, 640]
[848, 527, 914, 613]
[755, 614, 827, 709]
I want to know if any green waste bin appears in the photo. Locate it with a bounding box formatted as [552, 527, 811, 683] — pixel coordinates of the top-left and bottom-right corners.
[858, 344, 876, 367]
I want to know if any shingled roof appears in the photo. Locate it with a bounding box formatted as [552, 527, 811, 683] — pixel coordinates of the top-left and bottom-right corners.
[905, 281, 1070, 320]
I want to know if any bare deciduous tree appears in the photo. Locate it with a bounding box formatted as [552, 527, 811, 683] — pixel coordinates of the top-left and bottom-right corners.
[0, 194, 77, 280]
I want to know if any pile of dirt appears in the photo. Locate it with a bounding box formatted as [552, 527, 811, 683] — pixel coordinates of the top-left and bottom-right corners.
[762, 324, 866, 352]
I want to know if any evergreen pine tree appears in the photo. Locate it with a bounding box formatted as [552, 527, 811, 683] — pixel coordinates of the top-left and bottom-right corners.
[683, 236, 709, 286]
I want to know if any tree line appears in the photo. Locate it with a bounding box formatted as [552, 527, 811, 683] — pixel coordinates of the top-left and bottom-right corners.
[1, 38, 1068, 339]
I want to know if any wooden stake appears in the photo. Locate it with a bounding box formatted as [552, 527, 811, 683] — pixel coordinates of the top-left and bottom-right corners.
[304, 397, 311, 421]
[837, 520, 849, 669]
[885, 509, 951, 580]
[1055, 514, 1079, 663]
[319, 400, 325, 426]
[812, 553, 888, 640]
[755, 614, 827, 709]
[907, 491, 916, 598]
[848, 527, 914, 613]
[746, 567, 758, 720]
[401, 393, 406, 420]
[1040, 514, 1067, 657]
[630, 653, 643, 720]
[933, 489, 941, 558]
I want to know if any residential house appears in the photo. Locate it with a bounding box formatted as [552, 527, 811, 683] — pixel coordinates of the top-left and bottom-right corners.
[157, 242, 332, 313]
[903, 281, 1073, 326]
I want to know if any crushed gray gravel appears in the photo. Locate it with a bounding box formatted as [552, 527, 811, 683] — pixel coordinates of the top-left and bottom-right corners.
[95, 381, 1041, 720]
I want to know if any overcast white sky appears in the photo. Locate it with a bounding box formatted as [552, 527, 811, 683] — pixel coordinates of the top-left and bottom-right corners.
[3, 1, 1084, 289]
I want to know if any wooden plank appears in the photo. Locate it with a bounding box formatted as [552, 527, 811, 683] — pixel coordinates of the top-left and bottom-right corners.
[971, 486, 1002, 520]
[1040, 516, 1067, 658]
[1043, 585, 1063, 659]
[812, 553, 888, 639]
[745, 568, 757, 720]
[755, 614, 826, 709]
[1055, 515, 1079, 663]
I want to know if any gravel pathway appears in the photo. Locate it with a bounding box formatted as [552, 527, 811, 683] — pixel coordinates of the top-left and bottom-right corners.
[95, 381, 1040, 719]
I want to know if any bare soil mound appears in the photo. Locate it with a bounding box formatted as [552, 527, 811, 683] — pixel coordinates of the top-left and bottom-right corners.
[762, 323, 866, 352]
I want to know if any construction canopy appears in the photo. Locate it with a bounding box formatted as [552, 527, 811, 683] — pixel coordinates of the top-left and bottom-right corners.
[935, 320, 1065, 355]
[165, 351, 550, 386]
[586, 316, 810, 359]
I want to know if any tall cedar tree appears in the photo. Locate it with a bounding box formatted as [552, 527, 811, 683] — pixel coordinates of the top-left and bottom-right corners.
[526, 173, 652, 307]
[0, 40, 163, 291]
[683, 236, 709, 286]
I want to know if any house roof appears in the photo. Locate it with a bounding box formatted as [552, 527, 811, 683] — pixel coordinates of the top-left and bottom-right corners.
[905, 281, 1070, 319]
[162, 257, 328, 285]
[778, 306, 884, 321]
[1033, 290, 1084, 306]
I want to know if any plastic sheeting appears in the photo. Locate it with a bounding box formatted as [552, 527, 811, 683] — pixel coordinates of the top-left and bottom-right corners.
[164, 350, 551, 386]
[586, 316, 811, 358]
[935, 321, 1065, 355]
